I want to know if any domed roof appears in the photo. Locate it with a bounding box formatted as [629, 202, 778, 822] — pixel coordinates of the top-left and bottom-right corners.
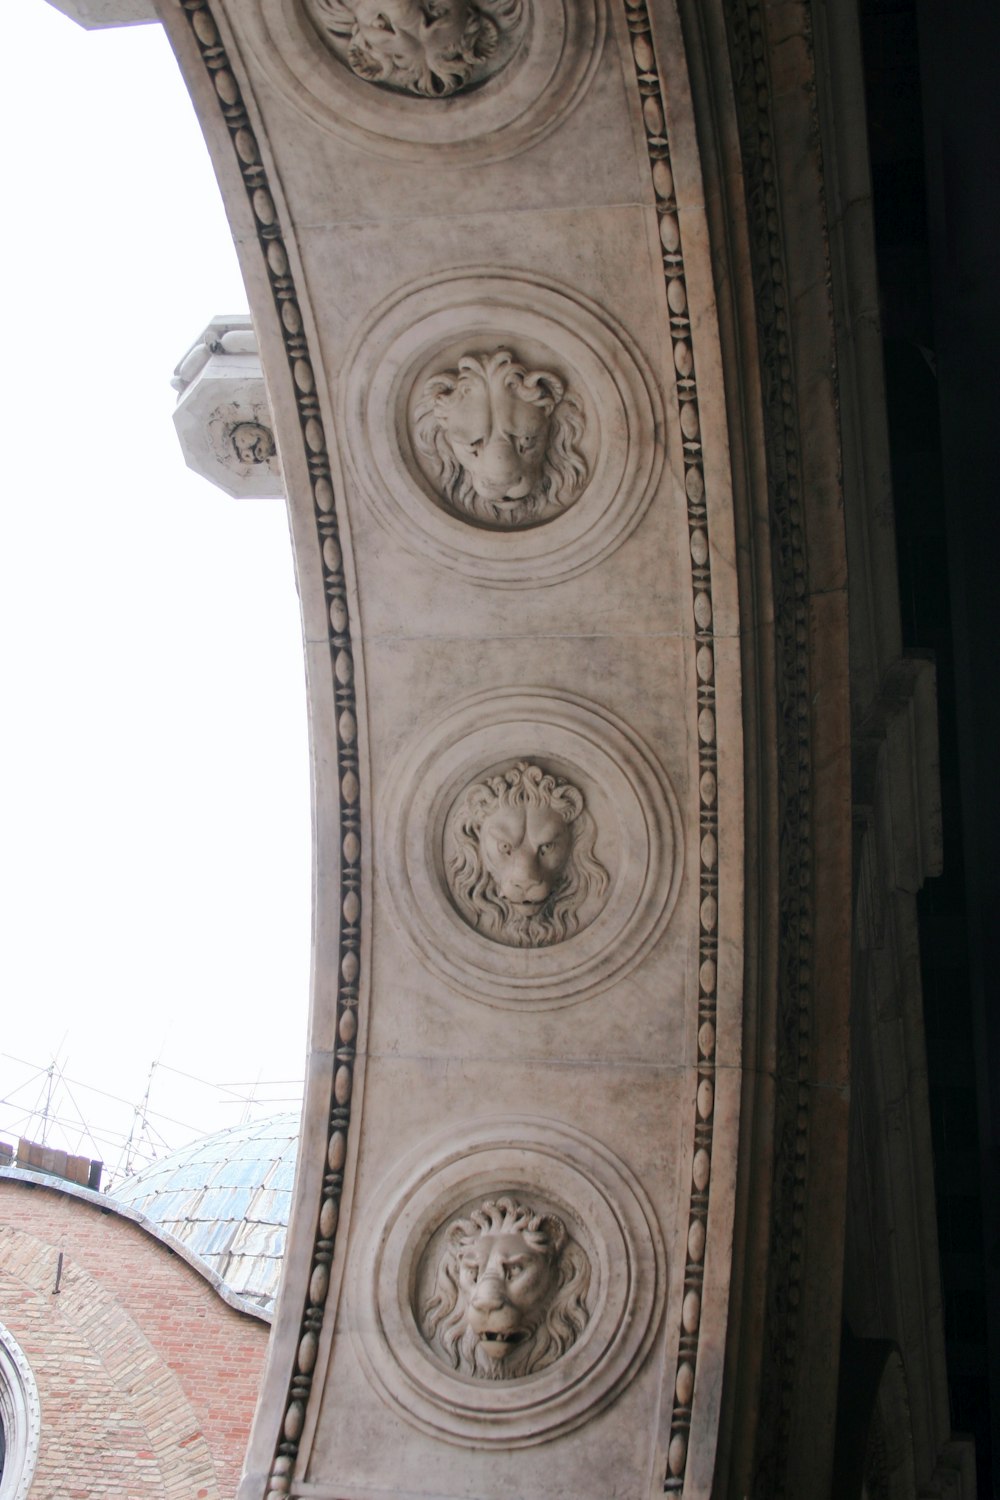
[111, 1111, 299, 1312]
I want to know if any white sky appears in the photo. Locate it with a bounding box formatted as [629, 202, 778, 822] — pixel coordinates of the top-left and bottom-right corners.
[0, 3, 311, 1185]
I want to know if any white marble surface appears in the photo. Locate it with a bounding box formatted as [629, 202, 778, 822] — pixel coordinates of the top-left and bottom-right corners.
[171, 316, 283, 499]
[44, 0, 155, 27]
[155, 1, 745, 1494]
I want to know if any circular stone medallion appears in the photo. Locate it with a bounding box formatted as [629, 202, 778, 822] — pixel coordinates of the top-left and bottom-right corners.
[244, 1, 603, 163]
[380, 688, 682, 1007]
[354, 1118, 666, 1446]
[302, 0, 529, 99]
[343, 271, 664, 586]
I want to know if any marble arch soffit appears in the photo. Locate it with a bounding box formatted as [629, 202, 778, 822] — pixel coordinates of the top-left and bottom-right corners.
[151, 0, 850, 1496]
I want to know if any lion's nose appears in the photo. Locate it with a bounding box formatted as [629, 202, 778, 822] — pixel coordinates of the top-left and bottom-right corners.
[471, 1276, 506, 1313]
[507, 848, 545, 890]
[476, 436, 527, 498]
[505, 875, 548, 904]
[506, 881, 548, 904]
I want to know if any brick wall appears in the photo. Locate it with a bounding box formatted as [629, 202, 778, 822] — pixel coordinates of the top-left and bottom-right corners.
[0, 1176, 269, 1499]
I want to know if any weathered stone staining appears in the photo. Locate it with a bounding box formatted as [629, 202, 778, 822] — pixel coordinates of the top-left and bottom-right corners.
[412, 347, 588, 530]
[445, 761, 609, 948]
[229, 420, 276, 466]
[304, 0, 526, 98]
[420, 1196, 590, 1381]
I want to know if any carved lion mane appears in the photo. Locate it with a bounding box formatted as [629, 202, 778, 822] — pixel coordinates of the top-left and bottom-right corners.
[446, 761, 609, 948]
[413, 348, 589, 528]
[308, 0, 523, 98]
[422, 1197, 591, 1380]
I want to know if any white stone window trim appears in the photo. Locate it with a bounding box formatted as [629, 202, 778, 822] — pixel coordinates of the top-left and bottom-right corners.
[0, 1320, 41, 1500]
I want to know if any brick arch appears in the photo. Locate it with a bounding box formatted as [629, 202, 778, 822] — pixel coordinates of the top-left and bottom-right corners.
[0, 1222, 220, 1500]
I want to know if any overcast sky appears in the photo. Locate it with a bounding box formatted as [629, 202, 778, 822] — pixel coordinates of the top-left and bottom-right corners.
[1, 3, 311, 1183]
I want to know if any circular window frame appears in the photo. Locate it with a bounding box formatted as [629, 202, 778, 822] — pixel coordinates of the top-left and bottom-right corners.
[0, 1321, 41, 1500]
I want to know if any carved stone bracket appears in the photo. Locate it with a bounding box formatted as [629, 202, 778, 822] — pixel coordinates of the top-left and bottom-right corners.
[43, 0, 156, 28]
[171, 315, 283, 499]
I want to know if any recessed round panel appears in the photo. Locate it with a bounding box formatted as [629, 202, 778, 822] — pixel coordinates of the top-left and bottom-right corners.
[379, 687, 682, 1007]
[342, 270, 664, 586]
[244, 1, 604, 163]
[353, 1117, 666, 1446]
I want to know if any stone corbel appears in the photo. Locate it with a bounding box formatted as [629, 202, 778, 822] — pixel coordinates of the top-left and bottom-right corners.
[42, 0, 157, 29]
[171, 315, 284, 500]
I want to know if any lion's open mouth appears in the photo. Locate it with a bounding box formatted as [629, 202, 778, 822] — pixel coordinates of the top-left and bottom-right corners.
[480, 1329, 528, 1347]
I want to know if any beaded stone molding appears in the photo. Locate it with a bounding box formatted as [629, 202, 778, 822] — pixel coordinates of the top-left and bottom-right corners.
[352, 1117, 666, 1447]
[380, 687, 682, 1008]
[724, 2, 818, 1492]
[176, 0, 730, 1494]
[615, 4, 726, 1490]
[175, 5, 367, 1492]
[341, 270, 664, 587]
[239, 0, 604, 163]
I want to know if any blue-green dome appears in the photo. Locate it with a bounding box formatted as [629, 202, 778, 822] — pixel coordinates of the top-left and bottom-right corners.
[111, 1111, 299, 1311]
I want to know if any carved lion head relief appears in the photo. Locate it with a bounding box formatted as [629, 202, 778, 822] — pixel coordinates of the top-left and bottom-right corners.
[421, 1196, 591, 1380]
[413, 348, 589, 530]
[305, 0, 526, 98]
[229, 421, 276, 465]
[445, 761, 609, 948]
